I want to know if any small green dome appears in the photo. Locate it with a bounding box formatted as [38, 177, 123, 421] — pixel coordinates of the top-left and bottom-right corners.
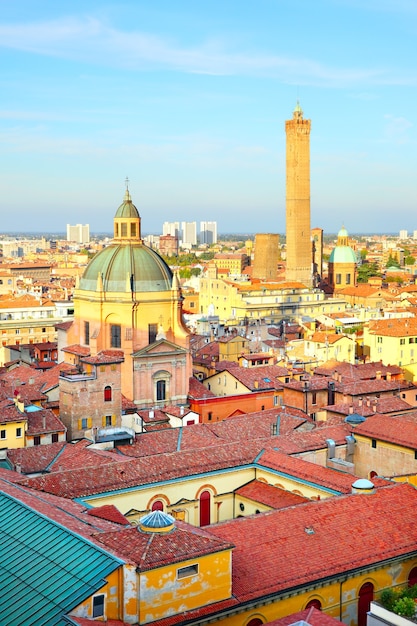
[329, 246, 357, 264]
[338, 226, 349, 238]
[80, 243, 173, 293]
[114, 189, 140, 219]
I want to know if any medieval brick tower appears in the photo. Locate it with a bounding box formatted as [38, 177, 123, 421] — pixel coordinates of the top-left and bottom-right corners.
[285, 102, 312, 287]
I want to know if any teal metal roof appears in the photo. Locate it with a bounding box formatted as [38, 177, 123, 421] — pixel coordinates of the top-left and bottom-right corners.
[0, 491, 121, 626]
[114, 188, 140, 219]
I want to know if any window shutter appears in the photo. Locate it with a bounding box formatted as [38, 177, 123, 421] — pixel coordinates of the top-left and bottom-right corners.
[102, 416, 107, 427]
[112, 414, 116, 426]
[78, 419, 82, 430]
[88, 417, 93, 428]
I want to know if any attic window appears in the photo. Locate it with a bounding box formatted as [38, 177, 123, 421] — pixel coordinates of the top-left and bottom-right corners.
[263, 377, 271, 383]
[177, 564, 198, 579]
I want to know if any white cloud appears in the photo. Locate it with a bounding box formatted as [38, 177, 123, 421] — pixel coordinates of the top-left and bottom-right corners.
[0, 15, 413, 87]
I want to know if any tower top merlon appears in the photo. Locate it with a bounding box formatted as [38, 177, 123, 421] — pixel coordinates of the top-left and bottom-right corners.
[293, 100, 303, 120]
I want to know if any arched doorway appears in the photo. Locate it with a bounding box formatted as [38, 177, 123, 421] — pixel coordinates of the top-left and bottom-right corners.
[358, 582, 374, 626]
[305, 599, 322, 610]
[151, 500, 164, 511]
[199, 490, 211, 526]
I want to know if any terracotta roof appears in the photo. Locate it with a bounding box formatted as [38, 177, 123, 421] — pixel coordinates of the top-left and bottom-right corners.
[7, 443, 66, 474]
[323, 396, 413, 417]
[367, 317, 417, 337]
[207, 364, 287, 391]
[209, 483, 417, 603]
[82, 350, 124, 365]
[353, 412, 417, 449]
[94, 520, 234, 571]
[314, 361, 403, 380]
[87, 504, 130, 525]
[188, 376, 216, 399]
[62, 344, 91, 356]
[26, 408, 66, 436]
[236, 479, 309, 508]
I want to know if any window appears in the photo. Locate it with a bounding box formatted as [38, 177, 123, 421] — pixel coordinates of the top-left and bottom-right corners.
[208, 412, 212, 421]
[110, 324, 121, 348]
[152, 500, 164, 511]
[52, 433, 58, 443]
[156, 379, 166, 401]
[92, 594, 105, 618]
[371, 439, 377, 449]
[336, 273, 342, 285]
[121, 223, 127, 237]
[148, 323, 158, 344]
[130, 223, 137, 237]
[177, 564, 198, 579]
[34, 436, 41, 446]
[346, 273, 351, 285]
[0, 429, 6, 440]
[104, 386, 112, 402]
[105, 415, 112, 426]
[84, 321, 90, 345]
[16, 427, 22, 438]
[400, 338, 405, 345]
[15, 329, 20, 335]
[81, 418, 88, 429]
[312, 391, 317, 405]
[42, 327, 46, 333]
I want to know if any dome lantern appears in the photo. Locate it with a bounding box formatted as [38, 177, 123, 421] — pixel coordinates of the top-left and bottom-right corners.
[113, 178, 142, 242]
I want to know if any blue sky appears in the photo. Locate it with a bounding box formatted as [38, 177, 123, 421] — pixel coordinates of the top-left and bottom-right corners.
[0, 0, 416, 235]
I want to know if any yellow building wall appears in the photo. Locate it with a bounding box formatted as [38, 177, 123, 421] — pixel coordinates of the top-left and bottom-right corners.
[139, 551, 232, 624]
[0, 419, 26, 449]
[82, 465, 342, 525]
[211, 557, 417, 626]
[354, 435, 417, 478]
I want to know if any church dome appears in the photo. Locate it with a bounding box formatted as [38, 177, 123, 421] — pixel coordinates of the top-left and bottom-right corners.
[329, 225, 357, 264]
[79, 186, 173, 293]
[80, 244, 173, 293]
[114, 190, 140, 219]
[329, 246, 357, 264]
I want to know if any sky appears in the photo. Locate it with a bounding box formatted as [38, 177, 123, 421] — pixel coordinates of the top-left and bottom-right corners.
[0, 0, 416, 235]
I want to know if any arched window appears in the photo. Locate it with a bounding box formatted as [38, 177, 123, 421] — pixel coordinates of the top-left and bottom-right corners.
[306, 599, 322, 610]
[408, 566, 417, 587]
[151, 500, 164, 512]
[104, 386, 112, 402]
[358, 582, 374, 626]
[156, 380, 166, 401]
[199, 490, 211, 527]
[247, 619, 263, 626]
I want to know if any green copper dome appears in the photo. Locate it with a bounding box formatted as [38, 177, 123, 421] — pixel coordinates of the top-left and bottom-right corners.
[80, 243, 173, 293]
[329, 246, 357, 264]
[114, 189, 140, 219]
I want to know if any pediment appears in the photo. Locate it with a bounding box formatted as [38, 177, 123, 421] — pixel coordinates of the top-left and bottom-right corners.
[132, 338, 188, 359]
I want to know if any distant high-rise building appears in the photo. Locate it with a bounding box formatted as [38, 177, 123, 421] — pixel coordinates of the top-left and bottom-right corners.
[399, 230, 408, 240]
[200, 221, 217, 245]
[162, 221, 180, 239]
[285, 102, 312, 287]
[181, 221, 197, 247]
[66, 223, 90, 244]
[252, 233, 279, 281]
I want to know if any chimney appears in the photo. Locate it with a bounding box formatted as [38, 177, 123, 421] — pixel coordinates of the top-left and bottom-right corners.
[15, 463, 22, 473]
[254, 380, 259, 389]
[358, 397, 363, 407]
[149, 409, 154, 418]
[180, 406, 184, 416]
[387, 372, 392, 381]
[349, 406, 354, 414]
[376, 370, 382, 380]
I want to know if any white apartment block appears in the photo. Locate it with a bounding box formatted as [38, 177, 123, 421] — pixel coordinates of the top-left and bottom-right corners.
[399, 230, 408, 240]
[66, 224, 90, 244]
[162, 221, 180, 238]
[180, 222, 197, 247]
[200, 221, 217, 245]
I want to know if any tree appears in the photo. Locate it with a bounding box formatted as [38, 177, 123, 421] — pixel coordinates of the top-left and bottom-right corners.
[386, 254, 400, 269]
[357, 261, 381, 283]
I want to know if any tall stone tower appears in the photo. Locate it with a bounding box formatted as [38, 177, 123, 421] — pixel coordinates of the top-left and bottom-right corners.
[252, 233, 280, 281]
[285, 102, 312, 287]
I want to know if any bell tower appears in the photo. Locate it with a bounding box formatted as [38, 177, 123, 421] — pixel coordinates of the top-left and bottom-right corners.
[285, 102, 312, 287]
